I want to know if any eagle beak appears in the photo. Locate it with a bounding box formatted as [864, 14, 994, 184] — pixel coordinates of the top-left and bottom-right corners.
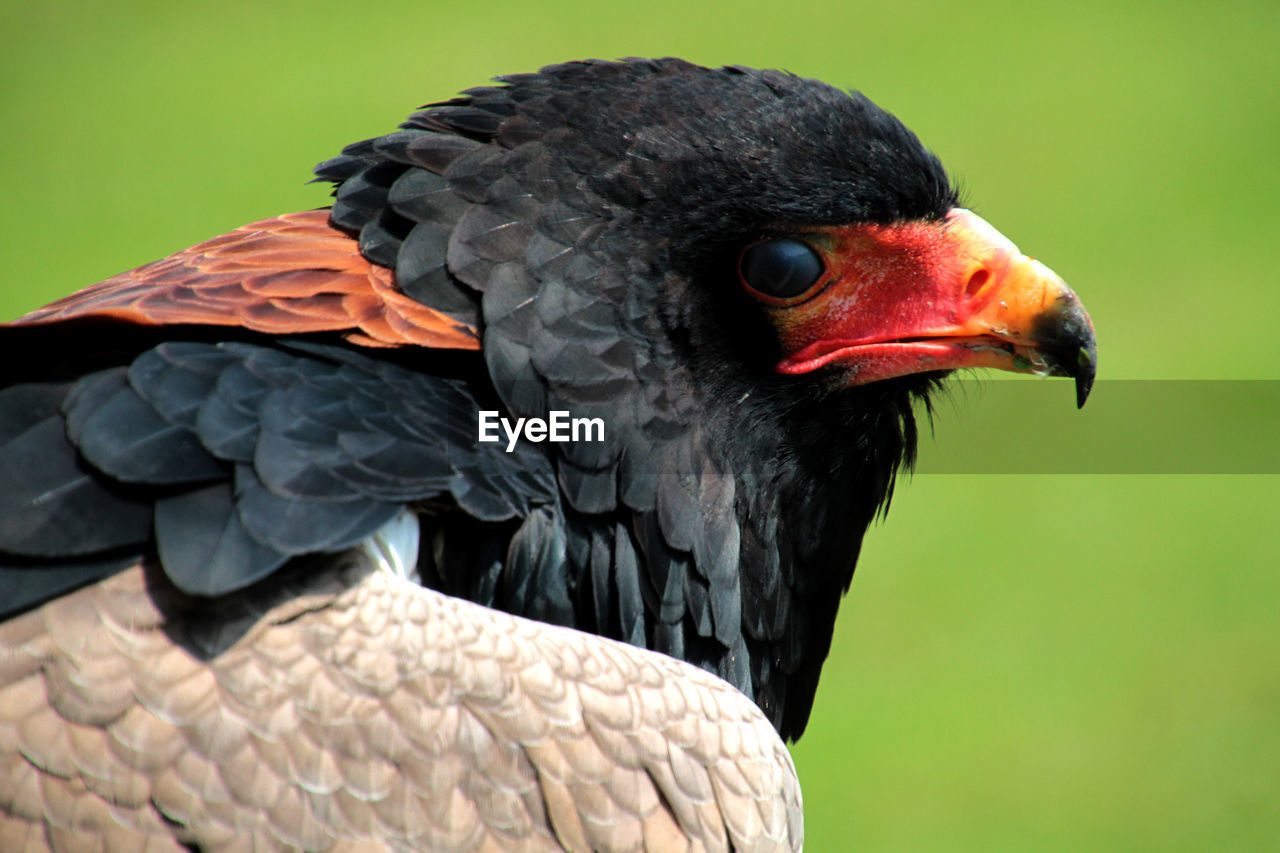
[774, 208, 1098, 407]
[940, 209, 1097, 407]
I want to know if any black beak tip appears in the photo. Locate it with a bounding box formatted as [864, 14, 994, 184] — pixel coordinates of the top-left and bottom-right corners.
[1033, 294, 1097, 409]
[1075, 347, 1097, 409]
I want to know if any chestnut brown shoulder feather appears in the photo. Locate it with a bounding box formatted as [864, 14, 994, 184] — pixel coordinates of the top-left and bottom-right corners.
[12, 209, 479, 351]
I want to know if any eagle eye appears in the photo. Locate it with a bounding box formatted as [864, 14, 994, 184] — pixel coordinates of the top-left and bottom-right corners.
[739, 239, 824, 302]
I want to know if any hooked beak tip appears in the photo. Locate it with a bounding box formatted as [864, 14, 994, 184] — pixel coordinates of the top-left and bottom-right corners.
[1031, 293, 1097, 408]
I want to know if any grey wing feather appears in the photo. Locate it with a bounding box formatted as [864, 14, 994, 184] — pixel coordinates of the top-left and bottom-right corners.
[0, 544, 802, 852]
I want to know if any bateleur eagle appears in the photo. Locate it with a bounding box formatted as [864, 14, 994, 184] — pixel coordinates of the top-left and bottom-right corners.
[0, 58, 1095, 852]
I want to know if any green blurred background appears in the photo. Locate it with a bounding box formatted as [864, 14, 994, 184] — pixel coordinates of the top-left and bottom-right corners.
[2, 1, 1276, 849]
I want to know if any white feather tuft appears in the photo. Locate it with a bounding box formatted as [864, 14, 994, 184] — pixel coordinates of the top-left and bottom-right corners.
[357, 509, 421, 583]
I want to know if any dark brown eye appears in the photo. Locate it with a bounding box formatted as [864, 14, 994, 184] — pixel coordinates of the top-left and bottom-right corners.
[739, 239, 824, 301]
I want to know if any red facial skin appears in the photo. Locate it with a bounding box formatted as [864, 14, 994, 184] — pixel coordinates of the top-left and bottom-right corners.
[760, 209, 1092, 386]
